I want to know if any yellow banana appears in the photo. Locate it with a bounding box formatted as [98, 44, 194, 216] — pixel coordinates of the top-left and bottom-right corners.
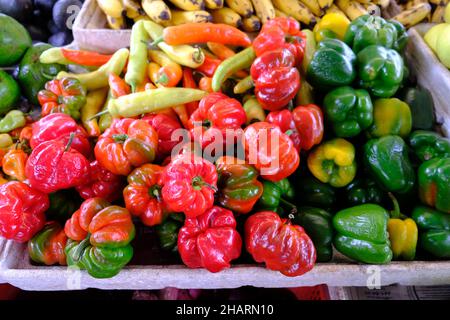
[171, 10, 212, 25]
[372, 0, 390, 8]
[354, 0, 371, 4]
[106, 15, 127, 29]
[210, 7, 243, 28]
[299, 0, 323, 16]
[318, 0, 334, 10]
[123, 0, 144, 19]
[336, 0, 367, 20]
[431, 3, 446, 23]
[205, 0, 224, 9]
[168, 0, 206, 11]
[392, 2, 431, 27]
[133, 15, 151, 22]
[242, 15, 261, 32]
[326, 3, 347, 16]
[275, 8, 289, 17]
[97, 0, 124, 18]
[272, 0, 316, 25]
[225, 0, 254, 18]
[364, 3, 381, 16]
[251, 0, 275, 24]
[142, 0, 172, 24]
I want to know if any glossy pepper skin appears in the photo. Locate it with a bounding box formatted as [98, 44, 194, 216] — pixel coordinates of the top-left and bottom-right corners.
[64, 198, 135, 278]
[367, 98, 412, 138]
[343, 15, 407, 53]
[245, 211, 316, 277]
[2, 147, 28, 181]
[26, 136, 91, 194]
[418, 158, 450, 213]
[357, 45, 404, 98]
[307, 138, 357, 188]
[162, 153, 218, 218]
[266, 104, 324, 152]
[387, 193, 418, 261]
[333, 204, 393, 264]
[295, 176, 336, 209]
[124, 164, 170, 226]
[243, 122, 300, 182]
[0, 181, 49, 242]
[257, 178, 295, 215]
[250, 48, 300, 111]
[344, 178, 384, 206]
[0, 110, 26, 133]
[156, 214, 184, 252]
[364, 135, 415, 194]
[401, 87, 435, 130]
[30, 113, 91, 158]
[76, 160, 124, 202]
[409, 130, 450, 163]
[95, 118, 159, 176]
[307, 39, 356, 91]
[293, 207, 334, 262]
[412, 206, 450, 258]
[216, 156, 263, 214]
[187, 93, 246, 148]
[323, 86, 373, 138]
[37, 77, 87, 120]
[28, 221, 67, 265]
[178, 206, 242, 273]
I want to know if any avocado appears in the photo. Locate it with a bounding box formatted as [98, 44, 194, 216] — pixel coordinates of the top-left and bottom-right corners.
[0, 69, 20, 115]
[0, 13, 32, 66]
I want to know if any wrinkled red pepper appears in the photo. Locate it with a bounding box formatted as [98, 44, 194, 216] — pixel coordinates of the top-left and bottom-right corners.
[188, 93, 246, 149]
[178, 205, 242, 273]
[243, 122, 299, 182]
[26, 134, 91, 193]
[250, 49, 301, 111]
[266, 104, 324, 152]
[162, 153, 218, 218]
[30, 113, 91, 158]
[75, 160, 124, 202]
[0, 181, 48, 242]
[245, 211, 316, 277]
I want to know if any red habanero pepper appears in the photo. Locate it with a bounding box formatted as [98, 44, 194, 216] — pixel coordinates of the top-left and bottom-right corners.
[250, 49, 301, 111]
[178, 205, 242, 273]
[162, 153, 218, 218]
[30, 113, 91, 158]
[245, 211, 316, 277]
[266, 110, 302, 152]
[61, 48, 112, 67]
[142, 113, 183, 159]
[108, 73, 131, 98]
[183, 68, 200, 116]
[76, 160, 124, 202]
[123, 164, 170, 226]
[0, 181, 49, 242]
[26, 134, 91, 194]
[188, 92, 246, 149]
[243, 122, 300, 182]
[94, 118, 159, 176]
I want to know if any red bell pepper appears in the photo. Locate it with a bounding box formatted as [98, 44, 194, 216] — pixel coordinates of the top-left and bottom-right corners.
[123, 164, 170, 226]
[178, 205, 242, 273]
[0, 181, 48, 242]
[30, 113, 91, 158]
[94, 118, 159, 176]
[245, 211, 316, 277]
[142, 113, 183, 160]
[162, 153, 218, 218]
[26, 134, 91, 193]
[243, 122, 300, 182]
[75, 160, 124, 202]
[250, 49, 301, 111]
[266, 104, 324, 152]
[188, 92, 246, 149]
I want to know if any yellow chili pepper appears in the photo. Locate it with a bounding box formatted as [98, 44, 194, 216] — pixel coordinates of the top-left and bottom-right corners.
[243, 96, 265, 125]
[99, 91, 114, 133]
[81, 88, 109, 137]
[126, 20, 150, 92]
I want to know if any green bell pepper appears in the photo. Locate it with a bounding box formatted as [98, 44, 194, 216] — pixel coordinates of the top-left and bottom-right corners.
[257, 178, 296, 215]
[307, 38, 356, 91]
[155, 213, 184, 252]
[0, 110, 26, 133]
[418, 158, 450, 213]
[357, 45, 404, 98]
[363, 135, 415, 194]
[401, 87, 435, 130]
[333, 204, 393, 264]
[409, 130, 450, 163]
[293, 206, 334, 262]
[412, 206, 450, 258]
[344, 177, 385, 206]
[366, 98, 412, 138]
[323, 86, 373, 138]
[344, 15, 404, 54]
[295, 176, 336, 209]
[390, 19, 408, 52]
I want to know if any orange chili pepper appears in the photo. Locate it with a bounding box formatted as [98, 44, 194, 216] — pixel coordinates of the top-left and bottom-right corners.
[136, 76, 152, 92]
[148, 50, 183, 88]
[108, 73, 131, 98]
[2, 147, 28, 181]
[19, 126, 33, 142]
[183, 68, 199, 116]
[61, 48, 112, 67]
[199, 76, 214, 93]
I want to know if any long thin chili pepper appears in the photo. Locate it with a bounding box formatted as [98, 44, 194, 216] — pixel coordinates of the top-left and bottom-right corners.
[81, 88, 108, 137]
[61, 48, 112, 66]
[206, 42, 249, 78]
[125, 20, 149, 92]
[183, 68, 199, 116]
[108, 73, 131, 98]
[148, 50, 183, 87]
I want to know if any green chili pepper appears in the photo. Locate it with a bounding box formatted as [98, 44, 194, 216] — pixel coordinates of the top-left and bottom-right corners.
[212, 47, 256, 92]
[107, 87, 207, 118]
[125, 21, 149, 92]
[243, 96, 265, 124]
[57, 48, 129, 91]
[0, 110, 26, 133]
[234, 75, 254, 94]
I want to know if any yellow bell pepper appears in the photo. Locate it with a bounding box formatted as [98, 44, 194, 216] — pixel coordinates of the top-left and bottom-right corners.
[313, 13, 350, 43]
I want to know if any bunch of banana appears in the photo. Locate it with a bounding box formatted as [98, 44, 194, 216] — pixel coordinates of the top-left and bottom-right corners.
[394, 0, 448, 26]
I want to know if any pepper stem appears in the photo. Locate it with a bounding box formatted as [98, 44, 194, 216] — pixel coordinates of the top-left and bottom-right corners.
[112, 134, 128, 143]
[388, 192, 406, 219]
[157, 73, 169, 86]
[150, 36, 164, 47]
[279, 198, 298, 215]
[192, 176, 218, 192]
[193, 47, 203, 63]
[64, 133, 75, 152]
[72, 234, 91, 263]
[149, 185, 162, 202]
[88, 110, 109, 121]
